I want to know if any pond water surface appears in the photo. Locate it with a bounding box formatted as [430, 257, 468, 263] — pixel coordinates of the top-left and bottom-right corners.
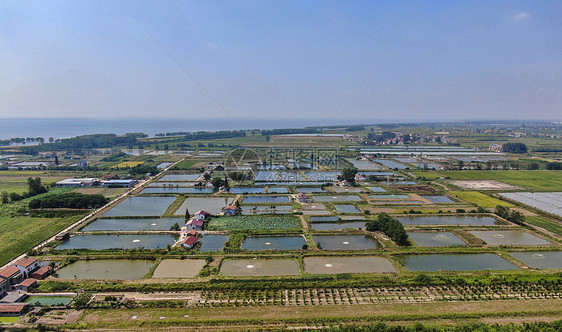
[397, 216, 499, 226]
[56, 260, 154, 279]
[508, 252, 562, 269]
[56, 234, 178, 250]
[313, 235, 380, 250]
[334, 205, 360, 213]
[314, 195, 362, 202]
[304, 256, 396, 274]
[199, 235, 229, 252]
[220, 259, 300, 276]
[397, 254, 519, 271]
[242, 236, 306, 250]
[82, 218, 182, 232]
[469, 230, 552, 246]
[103, 197, 176, 217]
[407, 232, 466, 247]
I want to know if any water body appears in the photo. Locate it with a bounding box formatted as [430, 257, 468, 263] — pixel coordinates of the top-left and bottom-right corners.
[346, 159, 383, 170]
[152, 259, 206, 278]
[220, 259, 300, 276]
[24, 296, 74, 306]
[397, 254, 519, 271]
[469, 230, 552, 246]
[268, 187, 289, 193]
[175, 197, 233, 215]
[334, 205, 360, 213]
[314, 195, 362, 202]
[305, 171, 340, 182]
[373, 159, 408, 169]
[103, 197, 176, 217]
[141, 187, 215, 194]
[422, 195, 455, 203]
[296, 187, 326, 193]
[311, 222, 367, 231]
[158, 174, 200, 181]
[242, 236, 306, 251]
[370, 194, 410, 199]
[313, 235, 380, 250]
[81, 217, 182, 232]
[407, 232, 466, 247]
[243, 196, 290, 203]
[56, 234, 178, 250]
[229, 187, 266, 194]
[310, 216, 339, 222]
[56, 260, 154, 279]
[199, 235, 229, 252]
[397, 216, 499, 226]
[304, 256, 396, 274]
[368, 187, 386, 193]
[332, 187, 363, 193]
[508, 252, 562, 269]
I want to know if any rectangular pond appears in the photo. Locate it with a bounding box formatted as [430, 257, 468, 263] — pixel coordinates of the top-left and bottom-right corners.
[368, 187, 386, 193]
[56, 234, 178, 250]
[230, 187, 266, 194]
[241, 235, 307, 251]
[220, 259, 300, 276]
[469, 230, 552, 246]
[152, 259, 206, 278]
[310, 216, 339, 222]
[199, 234, 229, 252]
[407, 232, 466, 247]
[296, 187, 326, 193]
[304, 171, 340, 182]
[158, 174, 200, 181]
[311, 222, 367, 231]
[346, 159, 383, 170]
[314, 195, 362, 202]
[370, 194, 410, 200]
[397, 254, 519, 271]
[332, 187, 364, 193]
[373, 159, 408, 169]
[268, 187, 289, 193]
[241, 205, 292, 215]
[312, 235, 380, 250]
[334, 204, 360, 213]
[103, 196, 177, 217]
[243, 196, 290, 203]
[56, 260, 155, 279]
[81, 217, 182, 232]
[508, 252, 562, 269]
[141, 187, 215, 194]
[397, 216, 500, 226]
[422, 195, 455, 203]
[304, 256, 396, 274]
[174, 197, 233, 215]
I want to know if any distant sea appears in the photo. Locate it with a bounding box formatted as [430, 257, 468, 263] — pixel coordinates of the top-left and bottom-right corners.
[0, 118, 361, 140]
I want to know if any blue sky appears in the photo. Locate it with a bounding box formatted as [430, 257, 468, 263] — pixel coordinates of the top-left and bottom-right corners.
[1, 0, 560, 125]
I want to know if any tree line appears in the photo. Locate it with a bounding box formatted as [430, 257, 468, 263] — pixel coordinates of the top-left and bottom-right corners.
[29, 192, 108, 209]
[1, 177, 48, 204]
[366, 213, 409, 246]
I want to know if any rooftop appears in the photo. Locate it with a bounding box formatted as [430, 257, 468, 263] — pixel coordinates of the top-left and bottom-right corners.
[0, 266, 21, 279]
[14, 257, 37, 268]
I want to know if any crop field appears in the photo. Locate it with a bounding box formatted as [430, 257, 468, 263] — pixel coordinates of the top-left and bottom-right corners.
[0, 215, 80, 266]
[499, 192, 562, 218]
[524, 216, 562, 235]
[450, 191, 514, 208]
[436, 170, 562, 191]
[207, 215, 301, 230]
[72, 187, 128, 198]
[170, 160, 196, 170]
[112, 161, 144, 169]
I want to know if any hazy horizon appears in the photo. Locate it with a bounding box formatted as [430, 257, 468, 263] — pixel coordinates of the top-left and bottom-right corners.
[1, 1, 561, 124]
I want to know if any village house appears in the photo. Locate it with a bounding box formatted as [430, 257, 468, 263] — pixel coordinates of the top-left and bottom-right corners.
[296, 193, 312, 203]
[354, 173, 366, 181]
[55, 233, 70, 242]
[194, 210, 211, 220]
[15, 278, 37, 292]
[222, 205, 238, 216]
[0, 267, 23, 291]
[0, 303, 29, 316]
[186, 218, 204, 231]
[0, 279, 7, 299]
[30, 266, 52, 280]
[13, 257, 40, 279]
[181, 236, 198, 249]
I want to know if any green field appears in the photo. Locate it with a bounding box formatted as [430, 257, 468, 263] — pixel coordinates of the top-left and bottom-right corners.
[450, 191, 514, 208]
[525, 216, 562, 236]
[170, 160, 196, 170]
[437, 170, 562, 191]
[0, 317, 19, 325]
[0, 215, 80, 266]
[207, 215, 301, 231]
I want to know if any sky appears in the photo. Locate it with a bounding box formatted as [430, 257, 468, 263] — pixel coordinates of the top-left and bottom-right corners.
[1, 0, 561, 126]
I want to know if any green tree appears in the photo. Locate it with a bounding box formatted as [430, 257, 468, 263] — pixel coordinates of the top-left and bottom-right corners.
[185, 208, 190, 221]
[338, 167, 358, 182]
[528, 163, 539, 170]
[1, 191, 8, 204]
[211, 177, 225, 189]
[27, 177, 47, 196]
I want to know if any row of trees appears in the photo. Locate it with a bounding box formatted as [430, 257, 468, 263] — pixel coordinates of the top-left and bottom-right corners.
[366, 213, 409, 246]
[494, 205, 524, 225]
[29, 192, 108, 209]
[1, 177, 48, 204]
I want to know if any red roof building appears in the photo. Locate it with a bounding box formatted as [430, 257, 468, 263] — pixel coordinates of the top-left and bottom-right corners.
[181, 236, 198, 248]
[30, 266, 52, 280]
[15, 278, 37, 291]
[0, 303, 29, 316]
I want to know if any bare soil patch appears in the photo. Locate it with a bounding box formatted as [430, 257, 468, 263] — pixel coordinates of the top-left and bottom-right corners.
[450, 180, 520, 190]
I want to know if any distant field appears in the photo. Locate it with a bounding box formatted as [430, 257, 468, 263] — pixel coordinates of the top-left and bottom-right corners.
[0, 215, 80, 266]
[112, 161, 144, 169]
[170, 160, 196, 170]
[207, 215, 300, 231]
[524, 216, 562, 236]
[436, 170, 562, 191]
[450, 191, 514, 208]
[408, 171, 442, 180]
[72, 187, 127, 198]
[0, 184, 28, 195]
[243, 136, 343, 148]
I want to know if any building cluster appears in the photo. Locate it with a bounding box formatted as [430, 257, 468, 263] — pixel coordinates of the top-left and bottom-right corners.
[0, 257, 52, 311]
[55, 177, 137, 187]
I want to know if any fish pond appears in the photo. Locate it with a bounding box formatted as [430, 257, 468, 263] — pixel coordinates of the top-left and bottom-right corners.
[312, 235, 380, 250]
[56, 260, 154, 279]
[368, 187, 386, 193]
[243, 196, 290, 203]
[152, 259, 206, 278]
[469, 230, 552, 246]
[296, 187, 326, 193]
[141, 187, 215, 194]
[304, 256, 396, 274]
[407, 232, 466, 247]
[199, 235, 229, 252]
[422, 195, 455, 203]
[311, 222, 367, 231]
[241, 236, 307, 251]
[397, 254, 519, 271]
[314, 195, 362, 202]
[56, 234, 178, 250]
[175, 197, 233, 215]
[24, 296, 74, 306]
[158, 174, 200, 181]
[103, 196, 176, 217]
[370, 194, 409, 200]
[81, 218, 182, 231]
[508, 252, 562, 269]
[220, 259, 300, 276]
[334, 205, 360, 213]
[230, 187, 266, 194]
[397, 216, 500, 226]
